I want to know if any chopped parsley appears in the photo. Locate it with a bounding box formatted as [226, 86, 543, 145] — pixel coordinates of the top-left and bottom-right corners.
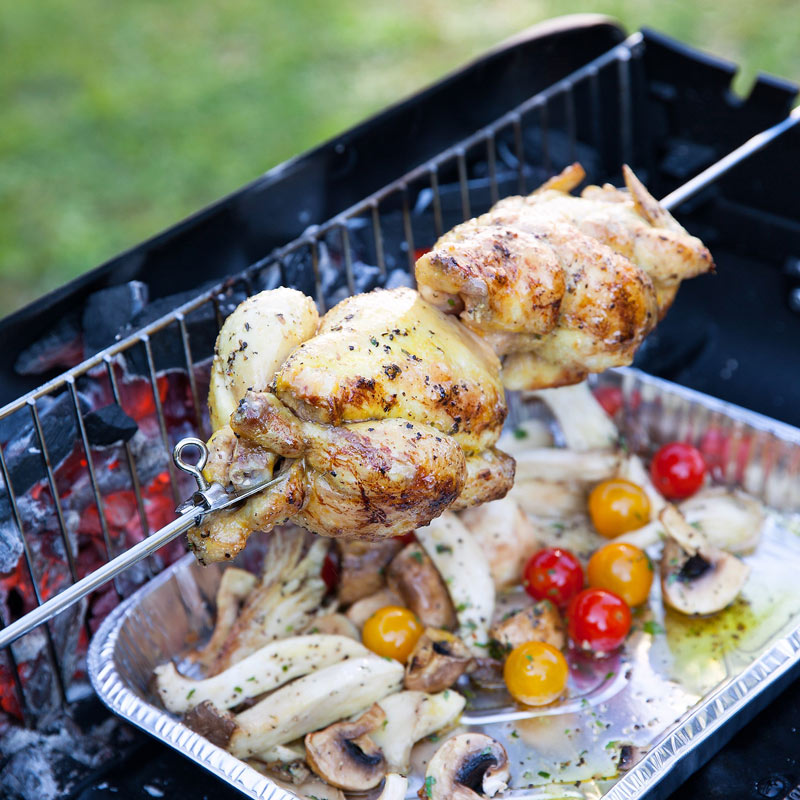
[510, 730, 519, 739]
[435, 543, 453, 554]
[423, 775, 437, 798]
[234, 686, 242, 693]
[186, 688, 195, 700]
[410, 550, 424, 564]
[538, 771, 551, 779]
[513, 427, 528, 439]
[643, 620, 665, 635]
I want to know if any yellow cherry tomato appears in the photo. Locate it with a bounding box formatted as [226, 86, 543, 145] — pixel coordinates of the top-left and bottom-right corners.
[587, 542, 654, 606]
[588, 478, 651, 538]
[503, 641, 568, 706]
[362, 605, 422, 662]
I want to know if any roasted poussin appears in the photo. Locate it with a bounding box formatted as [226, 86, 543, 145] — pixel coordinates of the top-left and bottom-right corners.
[190, 288, 514, 563]
[416, 163, 713, 389]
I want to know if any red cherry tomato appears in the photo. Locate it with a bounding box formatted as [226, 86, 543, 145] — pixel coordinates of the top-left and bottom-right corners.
[567, 588, 632, 652]
[523, 548, 584, 608]
[414, 247, 431, 261]
[650, 442, 706, 500]
[592, 386, 624, 417]
[321, 549, 339, 592]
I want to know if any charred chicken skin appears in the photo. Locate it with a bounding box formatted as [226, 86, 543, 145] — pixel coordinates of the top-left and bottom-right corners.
[188, 164, 712, 563]
[415, 163, 713, 388]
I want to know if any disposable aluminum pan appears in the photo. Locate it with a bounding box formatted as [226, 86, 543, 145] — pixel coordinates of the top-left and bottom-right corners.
[89, 367, 800, 800]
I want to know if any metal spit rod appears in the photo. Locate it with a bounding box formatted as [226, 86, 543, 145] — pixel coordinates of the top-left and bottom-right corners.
[1, 106, 798, 653]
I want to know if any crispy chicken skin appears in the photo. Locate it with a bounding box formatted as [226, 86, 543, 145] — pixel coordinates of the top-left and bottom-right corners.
[273, 287, 506, 454]
[416, 163, 713, 389]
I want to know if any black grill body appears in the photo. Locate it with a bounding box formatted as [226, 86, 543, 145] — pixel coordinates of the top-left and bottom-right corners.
[1, 16, 799, 800]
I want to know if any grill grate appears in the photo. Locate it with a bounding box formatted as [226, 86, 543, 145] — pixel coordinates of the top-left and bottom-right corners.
[0, 31, 797, 728]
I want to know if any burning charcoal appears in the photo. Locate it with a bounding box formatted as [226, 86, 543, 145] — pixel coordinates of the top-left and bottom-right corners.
[13, 311, 84, 376]
[0, 708, 135, 800]
[121, 286, 242, 373]
[82, 281, 149, 354]
[0, 406, 34, 447]
[2, 393, 90, 497]
[83, 404, 138, 446]
[384, 267, 414, 290]
[0, 512, 24, 574]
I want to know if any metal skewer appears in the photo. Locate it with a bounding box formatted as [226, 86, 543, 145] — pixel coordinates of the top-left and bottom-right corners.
[2, 105, 799, 652]
[0, 438, 284, 649]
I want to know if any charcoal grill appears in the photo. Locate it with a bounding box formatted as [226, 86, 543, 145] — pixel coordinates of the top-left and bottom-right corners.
[1, 15, 799, 800]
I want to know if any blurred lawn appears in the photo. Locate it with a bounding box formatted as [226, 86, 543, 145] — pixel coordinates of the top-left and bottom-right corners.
[1, 1, 798, 316]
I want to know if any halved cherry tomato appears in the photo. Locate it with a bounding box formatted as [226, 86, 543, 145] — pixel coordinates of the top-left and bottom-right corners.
[587, 542, 653, 606]
[503, 641, 568, 706]
[650, 442, 706, 500]
[362, 606, 422, 662]
[588, 478, 651, 538]
[567, 588, 632, 652]
[523, 547, 584, 608]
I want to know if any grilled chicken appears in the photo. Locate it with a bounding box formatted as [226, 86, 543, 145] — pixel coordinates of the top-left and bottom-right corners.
[188, 166, 712, 563]
[189, 287, 514, 563]
[416, 163, 713, 388]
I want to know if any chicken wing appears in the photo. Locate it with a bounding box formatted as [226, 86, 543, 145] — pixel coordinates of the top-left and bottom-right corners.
[415, 163, 713, 388]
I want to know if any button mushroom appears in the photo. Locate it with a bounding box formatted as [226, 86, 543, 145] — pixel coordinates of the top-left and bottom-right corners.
[405, 628, 473, 692]
[337, 539, 404, 606]
[376, 774, 409, 800]
[420, 733, 510, 799]
[387, 543, 457, 630]
[304, 703, 387, 791]
[489, 601, 564, 654]
[659, 505, 749, 616]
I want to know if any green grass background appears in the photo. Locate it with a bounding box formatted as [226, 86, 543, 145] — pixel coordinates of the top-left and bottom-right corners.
[1, 1, 798, 316]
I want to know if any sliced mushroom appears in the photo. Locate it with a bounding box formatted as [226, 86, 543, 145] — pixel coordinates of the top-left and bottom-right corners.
[514, 448, 621, 482]
[679, 488, 765, 554]
[371, 689, 466, 772]
[387, 543, 457, 630]
[489, 601, 564, 654]
[230, 655, 403, 758]
[305, 703, 387, 791]
[303, 613, 360, 640]
[458, 497, 539, 590]
[416, 512, 495, 655]
[337, 539, 404, 606]
[156, 634, 369, 714]
[659, 505, 749, 616]
[346, 587, 403, 629]
[405, 628, 473, 692]
[421, 733, 510, 799]
[192, 567, 257, 669]
[376, 773, 409, 800]
[527, 381, 619, 451]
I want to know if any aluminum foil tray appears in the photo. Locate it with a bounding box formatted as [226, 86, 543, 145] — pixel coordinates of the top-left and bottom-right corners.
[89, 367, 800, 800]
